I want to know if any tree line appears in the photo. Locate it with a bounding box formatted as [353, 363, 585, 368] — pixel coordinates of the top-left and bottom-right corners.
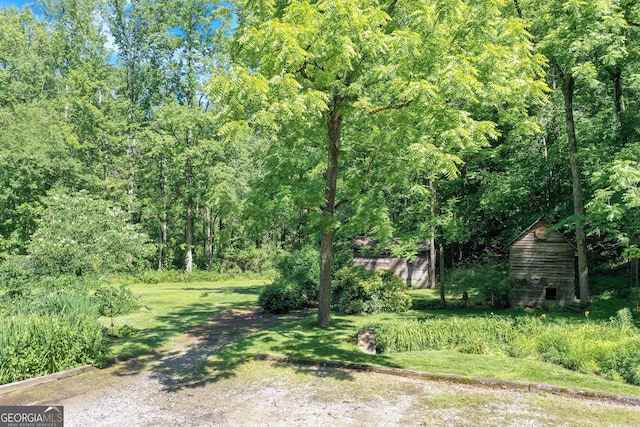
[1, 0, 638, 325]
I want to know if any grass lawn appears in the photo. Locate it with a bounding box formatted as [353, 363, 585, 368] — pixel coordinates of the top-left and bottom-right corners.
[106, 279, 640, 398]
[101, 278, 271, 358]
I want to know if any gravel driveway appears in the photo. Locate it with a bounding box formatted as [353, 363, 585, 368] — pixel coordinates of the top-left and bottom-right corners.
[2, 309, 640, 426]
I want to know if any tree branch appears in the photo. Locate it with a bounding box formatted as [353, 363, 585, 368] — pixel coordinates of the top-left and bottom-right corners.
[365, 100, 412, 115]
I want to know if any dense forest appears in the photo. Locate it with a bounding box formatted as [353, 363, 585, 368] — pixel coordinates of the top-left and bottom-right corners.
[1, 0, 639, 318]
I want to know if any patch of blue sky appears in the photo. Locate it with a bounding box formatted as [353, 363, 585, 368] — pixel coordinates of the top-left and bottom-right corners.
[0, 0, 32, 9]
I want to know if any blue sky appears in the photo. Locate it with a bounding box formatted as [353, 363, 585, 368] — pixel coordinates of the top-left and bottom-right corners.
[0, 0, 32, 8]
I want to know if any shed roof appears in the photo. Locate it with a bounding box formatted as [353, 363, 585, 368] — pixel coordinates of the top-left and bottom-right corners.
[352, 236, 430, 252]
[509, 217, 576, 250]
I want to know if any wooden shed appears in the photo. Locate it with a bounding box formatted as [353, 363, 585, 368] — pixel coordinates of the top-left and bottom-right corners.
[509, 219, 577, 307]
[352, 237, 432, 288]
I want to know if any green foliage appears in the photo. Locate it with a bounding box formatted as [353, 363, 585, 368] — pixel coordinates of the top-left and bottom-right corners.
[372, 308, 640, 386]
[257, 246, 321, 313]
[28, 192, 154, 276]
[105, 324, 136, 339]
[258, 279, 305, 314]
[372, 316, 514, 355]
[444, 262, 510, 308]
[0, 256, 34, 298]
[219, 245, 281, 275]
[135, 268, 270, 285]
[588, 142, 640, 256]
[0, 290, 108, 385]
[332, 266, 412, 314]
[93, 284, 142, 316]
[273, 247, 320, 303]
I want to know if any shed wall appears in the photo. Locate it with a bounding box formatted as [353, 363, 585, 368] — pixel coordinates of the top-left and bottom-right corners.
[353, 256, 431, 288]
[509, 226, 576, 307]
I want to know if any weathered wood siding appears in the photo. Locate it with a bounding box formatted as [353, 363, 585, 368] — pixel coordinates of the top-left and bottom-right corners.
[509, 220, 576, 307]
[353, 257, 431, 288]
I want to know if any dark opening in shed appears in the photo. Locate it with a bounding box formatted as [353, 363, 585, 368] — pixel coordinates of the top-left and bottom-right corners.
[509, 218, 577, 307]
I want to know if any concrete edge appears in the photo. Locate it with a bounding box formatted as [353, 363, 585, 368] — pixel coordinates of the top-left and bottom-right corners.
[0, 365, 95, 396]
[254, 354, 640, 407]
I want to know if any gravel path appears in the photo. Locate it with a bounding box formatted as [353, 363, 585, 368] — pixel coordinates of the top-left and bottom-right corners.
[2, 309, 640, 426]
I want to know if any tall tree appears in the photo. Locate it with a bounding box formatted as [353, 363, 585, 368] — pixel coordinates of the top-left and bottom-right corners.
[161, 0, 222, 272]
[523, 0, 628, 304]
[106, 0, 169, 213]
[0, 7, 94, 256]
[214, 0, 545, 325]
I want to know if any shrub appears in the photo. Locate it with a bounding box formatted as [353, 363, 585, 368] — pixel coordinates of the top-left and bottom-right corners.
[444, 262, 510, 308]
[372, 316, 514, 354]
[258, 279, 304, 314]
[332, 266, 412, 314]
[273, 247, 320, 303]
[220, 245, 281, 275]
[135, 268, 271, 285]
[93, 284, 142, 316]
[0, 255, 34, 298]
[28, 192, 153, 276]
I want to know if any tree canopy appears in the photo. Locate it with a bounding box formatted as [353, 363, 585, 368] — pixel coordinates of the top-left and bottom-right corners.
[0, 0, 639, 324]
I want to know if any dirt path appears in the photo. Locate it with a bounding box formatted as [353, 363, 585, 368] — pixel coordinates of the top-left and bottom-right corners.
[2, 309, 640, 426]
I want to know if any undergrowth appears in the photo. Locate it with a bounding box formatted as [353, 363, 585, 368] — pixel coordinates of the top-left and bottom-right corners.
[371, 308, 640, 385]
[0, 290, 109, 384]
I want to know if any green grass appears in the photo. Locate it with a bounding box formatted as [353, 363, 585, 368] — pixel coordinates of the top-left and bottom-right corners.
[107, 279, 640, 398]
[210, 311, 640, 397]
[101, 279, 269, 359]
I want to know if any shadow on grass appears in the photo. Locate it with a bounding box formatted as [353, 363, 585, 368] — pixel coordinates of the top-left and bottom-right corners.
[111, 303, 404, 393]
[109, 300, 255, 376]
[180, 285, 267, 295]
[202, 314, 403, 387]
[147, 308, 320, 391]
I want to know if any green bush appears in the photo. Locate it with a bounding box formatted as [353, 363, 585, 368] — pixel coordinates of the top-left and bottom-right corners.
[93, 284, 142, 316]
[332, 266, 412, 314]
[136, 268, 271, 284]
[258, 279, 304, 314]
[0, 255, 34, 298]
[28, 192, 153, 276]
[274, 247, 320, 303]
[372, 316, 514, 354]
[220, 245, 281, 275]
[444, 262, 510, 308]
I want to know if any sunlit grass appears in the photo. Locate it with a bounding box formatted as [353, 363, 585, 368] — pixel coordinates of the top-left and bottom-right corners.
[102, 279, 269, 358]
[104, 278, 640, 398]
[211, 311, 640, 397]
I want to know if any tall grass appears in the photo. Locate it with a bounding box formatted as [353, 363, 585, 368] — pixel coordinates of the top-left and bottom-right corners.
[371, 308, 640, 385]
[0, 290, 108, 385]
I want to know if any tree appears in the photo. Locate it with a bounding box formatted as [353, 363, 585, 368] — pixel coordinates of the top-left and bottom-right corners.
[522, 0, 629, 304]
[0, 7, 88, 257]
[29, 192, 153, 276]
[214, 0, 545, 325]
[106, 0, 169, 214]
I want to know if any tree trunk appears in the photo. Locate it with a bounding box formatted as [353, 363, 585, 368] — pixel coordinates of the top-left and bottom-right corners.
[318, 99, 342, 327]
[158, 156, 168, 270]
[561, 72, 590, 304]
[185, 129, 194, 273]
[439, 241, 445, 308]
[429, 179, 437, 289]
[207, 207, 215, 270]
[613, 68, 627, 144]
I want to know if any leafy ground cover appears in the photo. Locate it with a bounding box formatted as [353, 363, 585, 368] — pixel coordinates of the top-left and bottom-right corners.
[103, 279, 640, 398]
